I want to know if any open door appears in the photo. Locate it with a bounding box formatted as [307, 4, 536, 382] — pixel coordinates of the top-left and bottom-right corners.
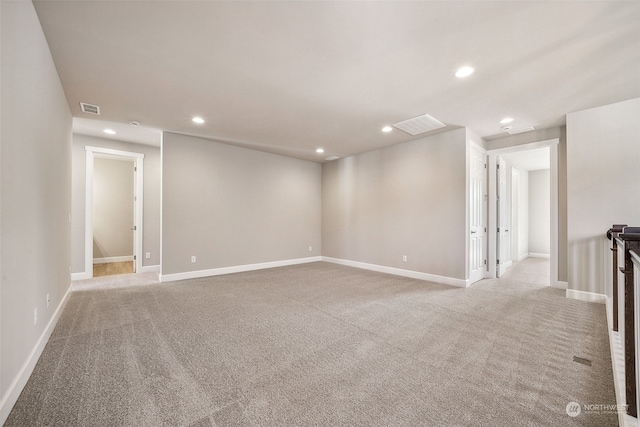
[497, 156, 511, 277]
[469, 144, 487, 284]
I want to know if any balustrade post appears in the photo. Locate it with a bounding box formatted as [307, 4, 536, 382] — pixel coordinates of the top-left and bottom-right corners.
[608, 224, 627, 331]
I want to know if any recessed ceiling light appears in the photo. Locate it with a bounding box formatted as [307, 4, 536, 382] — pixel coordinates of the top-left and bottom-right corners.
[455, 66, 475, 78]
[103, 129, 116, 135]
[500, 117, 514, 124]
[316, 148, 325, 154]
[192, 117, 205, 124]
[382, 126, 393, 133]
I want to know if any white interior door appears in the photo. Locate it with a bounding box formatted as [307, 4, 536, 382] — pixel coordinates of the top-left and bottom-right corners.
[469, 145, 487, 284]
[497, 156, 511, 277]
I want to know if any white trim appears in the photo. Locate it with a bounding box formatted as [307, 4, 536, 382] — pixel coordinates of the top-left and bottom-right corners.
[487, 138, 559, 287]
[93, 256, 134, 264]
[160, 257, 322, 283]
[322, 257, 468, 288]
[85, 145, 145, 159]
[84, 149, 94, 278]
[0, 284, 72, 425]
[528, 252, 550, 259]
[553, 280, 568, 290]
[71, 272, 91, 281]
[85, 146, 145, 277]
[566, 288, 606, 304]
[140, 264, 160, 274]
[159, 132, 164, 278]
[517, 253, 529, 262]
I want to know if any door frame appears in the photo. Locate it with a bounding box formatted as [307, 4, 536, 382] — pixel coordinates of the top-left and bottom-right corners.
[85, 146, 144, 278]
[486, 138, 559, 287]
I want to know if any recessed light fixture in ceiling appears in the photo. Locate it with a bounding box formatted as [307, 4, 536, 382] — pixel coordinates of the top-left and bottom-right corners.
[316, 148, 325, 154]
[455, 66, 475, 78]
[500, 117, 514, 124]
[103, 129, 116, 135]
[382, 126, 393, 133]
[192, 117, 205, 124]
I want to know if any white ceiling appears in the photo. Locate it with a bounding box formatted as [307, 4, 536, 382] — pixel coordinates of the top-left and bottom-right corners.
[502, 147, 550, 172]
[33, 1, 640, 162]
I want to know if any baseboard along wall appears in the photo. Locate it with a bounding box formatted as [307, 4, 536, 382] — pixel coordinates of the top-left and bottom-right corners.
[321, 257, 469, 288]
[0, 284, 72, 425]
[93, 256, 134, 264]
[566, 288, 607, 304]
[160, 257, 322, 282]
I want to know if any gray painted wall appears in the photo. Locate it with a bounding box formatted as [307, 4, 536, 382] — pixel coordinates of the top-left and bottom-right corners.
[528, 169, 550, 255]
[1, 0, 72, 406]
[71, 135, 161, 271]
[161, 132, 321, 275]
[322, 128, 467, 280]
[93, 157, 134, 259]
[567, 97, 640, 295]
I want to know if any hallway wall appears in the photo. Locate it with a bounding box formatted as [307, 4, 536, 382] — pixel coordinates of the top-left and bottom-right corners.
[567, 97, 640, 296]
[0, 1, 72, 421]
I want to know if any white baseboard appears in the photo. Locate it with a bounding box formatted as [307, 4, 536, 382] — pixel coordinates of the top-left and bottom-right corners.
[139, 264, 160, 274]
[0, 283, 72, 425]
[552, 280, 568, 290]
[529, 253, 551, 259]
[517, 253, 528, 262]
[321, 257, 467, 288]
[160, 256, 322, 283]
[566, 288, 606, 304]
[71, 271, 91, 281]
[93, 256, 134, 264]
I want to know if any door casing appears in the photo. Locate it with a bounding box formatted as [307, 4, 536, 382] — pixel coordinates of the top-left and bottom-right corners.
[85, 146, 144, 278]
[486, 139, 559, 286]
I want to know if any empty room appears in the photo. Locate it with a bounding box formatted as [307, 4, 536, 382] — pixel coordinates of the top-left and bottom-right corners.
[2, 1, 640, 426]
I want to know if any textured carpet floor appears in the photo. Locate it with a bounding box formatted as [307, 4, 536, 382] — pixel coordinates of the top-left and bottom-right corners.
[6, 259, 617, 426]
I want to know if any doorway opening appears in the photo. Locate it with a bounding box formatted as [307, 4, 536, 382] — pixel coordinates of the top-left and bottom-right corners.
[85, 146, 144, 278]
[487, 139, 559, 287]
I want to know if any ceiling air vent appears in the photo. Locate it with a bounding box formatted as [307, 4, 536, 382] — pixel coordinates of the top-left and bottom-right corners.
[507, 126, 535, 135]
[80, 102, 100, 115]
[393, 114, 445, 136]
[325, 156, 340, 161]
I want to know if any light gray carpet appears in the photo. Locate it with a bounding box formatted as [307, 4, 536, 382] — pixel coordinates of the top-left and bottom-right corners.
[6, 259, 617, 426]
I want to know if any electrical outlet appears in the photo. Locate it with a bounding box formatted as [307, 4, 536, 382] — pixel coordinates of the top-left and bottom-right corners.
[402, 255, 408, 262]
[191, 256, 196, 263]
[47, 294, 50, 308]
[34, 308, 38, 325]
[146, 252, 151, 259]
[308, 246, 313, 252]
